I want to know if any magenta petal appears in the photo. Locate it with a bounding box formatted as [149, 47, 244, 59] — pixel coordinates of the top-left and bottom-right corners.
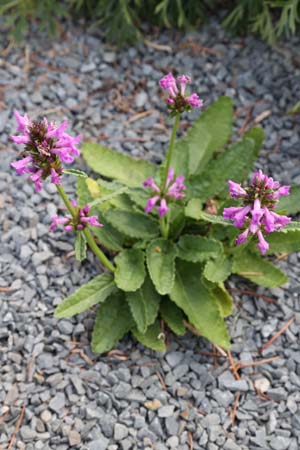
[257, 231, 269, 255]
[235, 228, 249, 246]
[158, 199, 169, 218]
[145, 196, 160, 214]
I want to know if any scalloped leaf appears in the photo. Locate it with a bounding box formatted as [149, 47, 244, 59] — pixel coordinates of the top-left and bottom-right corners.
[266, 229, 300, 254]
[126, 276, 160, 333]
[105, 209, 159, 239]
[114, 249, 145, 292]
[212, 284, 234, 318]
[188, 128, 264, 200]
[177, 235, 223, 262]
[171, 97, 233, 176]
[75, 232, 87, 262]
[169, 260, 230, 348]
[55, 273, 116, 318]
[92, 291, 134, 354]
[160, 297, 186, 336]
[132, 320, 166, 352]
[204, 255, 232, 283]
[146, 238, 178, 295]
[82, 142, 157, 186]
[232, 250, 288, 287]
[276, 185, 300, 215]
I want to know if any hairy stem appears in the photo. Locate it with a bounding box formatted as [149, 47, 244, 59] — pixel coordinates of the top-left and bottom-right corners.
[56, 184, 115, 272]
[161, 113, 180, 192]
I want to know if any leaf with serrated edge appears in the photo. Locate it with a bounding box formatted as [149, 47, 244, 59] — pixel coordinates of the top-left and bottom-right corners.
[64, 168, 87, 178]
[276, 185, 300, 215]
[146, 238, 177, 295]
[169, 260, 230, 348]
[232, 250, 288, 287]
[171, 97, 233, 176]
[75, 232, 87, 262]
[160, 297, 186, 335]
[177, 235, 223, 262]
[92, 291, 134, 354]
[82, 142, 157, 186]
[204, 255, 232, 283]
[126, 276, 160, 333]
[105, 209, 159, 239]
[115, 249, 145, 292]
[266, 230, 300, 254]
[212, 284, 233, 318]
[132, 320, 166, 352]
[55, 273, 116, 318]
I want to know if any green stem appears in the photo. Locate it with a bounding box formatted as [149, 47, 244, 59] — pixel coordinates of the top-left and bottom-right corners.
[160, 216, 168, 239]
[161, 113, 180, 192]
[56, 184, 115, 272]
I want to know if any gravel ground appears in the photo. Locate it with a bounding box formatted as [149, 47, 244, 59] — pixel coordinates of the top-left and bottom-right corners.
[1, 18, 300, 450]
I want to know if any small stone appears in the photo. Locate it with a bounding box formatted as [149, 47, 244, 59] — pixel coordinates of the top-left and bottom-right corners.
[218, 371, 249, 392]
[71, 376, 85, 395]
[135, 91, 148, 108]
[20, 426, 37, 441]
[40, 410, 52, 423]
[269, 436, 290, 450]
[144, 399, 162, 410]
[268, 387, 286, 401]
[58, 320, 73, 335]
[158, 405, 175, 418]
[114, 423, 128, 441]
[103, 52, 116, 63]
[254, 377, 271, 393]
[69, 429, 81, 446]
[166, 436, 179, 448]
[5, 384, 19, 404]
[88, 437, 109, 450]
[80, 62, 96, 73]
[49, 393, 65, 413]
[224, 439, 241, 450]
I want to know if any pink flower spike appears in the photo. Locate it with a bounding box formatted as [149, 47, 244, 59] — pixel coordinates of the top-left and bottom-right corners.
[166, 167, 175, 186]
[50, 168, 61, 185]
[186, 93, 203, 108]
[11, 135, 30, 144]
[30, 169, 44, 192]
[14, 111, 30, 132]
[250, 199, 264, 233]
[77, 224, 84, 230]
[235, 228, 249, 246]
[71, 199, 78, 208]
[228, 180, 247, 199]
[159, 73, 178, 97]
[145, 196, 160, 214]
[64, 225, 73, 231]
[158, 199, 169, 218]
[269, 211, 291, 230]
[273, 185, 290, 199]
[223, 205, 251, 227]
[143, 177, 160, 193]
[87, 216, 103, 227]
[11, 156, 32, 175]
[257, 230, 269, 255]
[177, 75, 191, 95]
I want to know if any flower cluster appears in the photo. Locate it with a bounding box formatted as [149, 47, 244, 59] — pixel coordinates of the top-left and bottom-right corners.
[50, 201, 103, 232]
[159, 73, 203, 115]
[11, 111, 80, 191]
[143, 168, 186, 218]
[223, 170, 291, 254]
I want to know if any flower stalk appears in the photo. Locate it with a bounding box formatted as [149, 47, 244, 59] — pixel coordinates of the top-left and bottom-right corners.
[56, 184, 115, 272]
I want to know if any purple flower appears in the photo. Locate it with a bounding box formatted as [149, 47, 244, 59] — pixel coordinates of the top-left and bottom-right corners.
[11, 111, 80, 191]
[50, 202, 103, 232]
[223, 170, 291, 254]
[159, 73, 203, 114]
[143, 168, 186, 218]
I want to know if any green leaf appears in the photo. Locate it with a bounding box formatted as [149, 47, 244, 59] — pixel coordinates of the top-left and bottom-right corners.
[212, 284, 234, 318]
[54, 273, 116, 318]
[89, 186, 129, 208]
[132, 320, 166, 352]
[115, 249, 145, 292]
[126, 276, 160, 333]
[105, 209, 159, 239]
[185, 200, 234, 226]
[232, 250, 288, 287]
[204, 255, 232, 283]
[277, 185, 300, 215]
[160, 297, 186, 336]
[285, 221, 300, 231]
[82, 142, 157, 187]
[266, 230, 300, 254]
[92, 292, 134, 354]
[168, 205, 185, 239]
[77, 177, 93, 207]
[75, 232, 87, 262]
[171, 97, 233, 176]
[177, 235, 223, 262]
[92, 217, 125, 251]
[63, 168, 88, 178]
[169, 260, 230, 348]
[146, 238, 177, 295]
[188, 128, 263, 200]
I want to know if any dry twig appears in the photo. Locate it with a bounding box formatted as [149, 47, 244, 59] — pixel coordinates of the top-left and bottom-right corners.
[259, 316, 295, 353]
[7, 405, 25, 450]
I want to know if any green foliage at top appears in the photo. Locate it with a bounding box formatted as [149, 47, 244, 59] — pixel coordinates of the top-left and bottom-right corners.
[2, 0, 299, 45]
[54, 95, 300, 355]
